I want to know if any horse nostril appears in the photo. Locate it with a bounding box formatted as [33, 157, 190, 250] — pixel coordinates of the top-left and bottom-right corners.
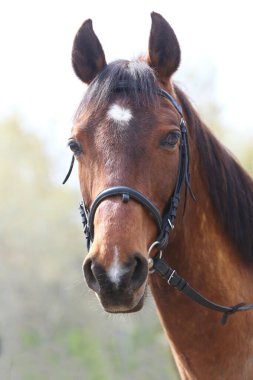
[130, 254, 148, 290]
[83, 258, 100, 293]
[83, 253, 148, 293]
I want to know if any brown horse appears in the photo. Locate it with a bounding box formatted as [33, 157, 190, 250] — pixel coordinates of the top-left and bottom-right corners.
[67, 12, 253, 380]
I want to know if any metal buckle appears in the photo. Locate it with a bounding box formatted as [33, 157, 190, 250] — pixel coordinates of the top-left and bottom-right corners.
[167, 270, 175, 285]
[180, 118, 187, 133]
[147, 241, 162, 273]
[168, 218, 174, 230]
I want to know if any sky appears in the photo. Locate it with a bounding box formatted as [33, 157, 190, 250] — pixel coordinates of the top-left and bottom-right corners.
[1, 0, 253, 152]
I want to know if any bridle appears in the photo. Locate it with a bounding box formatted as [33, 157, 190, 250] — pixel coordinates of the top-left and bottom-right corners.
[64, 84, 192, 251]
[63, 83, 253, 324]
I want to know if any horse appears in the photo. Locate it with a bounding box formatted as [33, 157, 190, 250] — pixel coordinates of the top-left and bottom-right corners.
[66, 12, 253, 379]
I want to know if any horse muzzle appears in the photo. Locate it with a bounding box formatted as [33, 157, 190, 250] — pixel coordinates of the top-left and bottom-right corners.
[83, 251, 148, 313]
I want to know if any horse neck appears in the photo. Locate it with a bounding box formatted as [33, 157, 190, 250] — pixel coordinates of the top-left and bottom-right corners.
[149, 126, 253, 380]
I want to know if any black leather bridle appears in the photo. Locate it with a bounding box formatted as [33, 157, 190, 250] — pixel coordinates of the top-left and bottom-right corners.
[64, 86, 192, 251]
[63, 84, 253, 324]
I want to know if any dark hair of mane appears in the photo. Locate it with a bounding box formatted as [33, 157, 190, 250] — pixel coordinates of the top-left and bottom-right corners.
[175, 85, 253, 262]
[74, 60, 159, 120]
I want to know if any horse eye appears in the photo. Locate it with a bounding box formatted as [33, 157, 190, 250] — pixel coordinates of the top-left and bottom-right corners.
[68, 139, 82, 155]
[161, 131, 181, 148]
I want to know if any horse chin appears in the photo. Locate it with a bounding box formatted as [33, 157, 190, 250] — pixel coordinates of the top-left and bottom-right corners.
[105, 294, 145, 314]
[98, 287, 147, 314]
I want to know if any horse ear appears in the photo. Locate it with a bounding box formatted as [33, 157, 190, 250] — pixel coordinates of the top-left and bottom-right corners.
[148, 12, 181, 83]
[72, 19, 106, 84]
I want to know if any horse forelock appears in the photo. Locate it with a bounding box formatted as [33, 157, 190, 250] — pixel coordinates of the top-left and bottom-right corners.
[74, 59, 159, 122]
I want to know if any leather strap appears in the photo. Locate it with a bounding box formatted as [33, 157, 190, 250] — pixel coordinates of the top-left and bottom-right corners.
[151, 256, 253, 325]
[62, 155, 75, 185]
[88, 186, 163, 241]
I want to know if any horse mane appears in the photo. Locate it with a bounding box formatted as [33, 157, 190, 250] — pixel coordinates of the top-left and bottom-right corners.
[175, 85, 253, 262]
[74, 60, 159, 120]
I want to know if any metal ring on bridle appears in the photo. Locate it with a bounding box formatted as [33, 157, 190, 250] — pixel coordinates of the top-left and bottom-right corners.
[148, 241, 162, 273]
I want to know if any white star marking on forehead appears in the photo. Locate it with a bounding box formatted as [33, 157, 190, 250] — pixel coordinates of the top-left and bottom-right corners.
[107, 103, 133, 125]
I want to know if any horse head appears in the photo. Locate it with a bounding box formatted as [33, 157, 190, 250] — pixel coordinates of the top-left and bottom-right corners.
[70, 13, 184, 313]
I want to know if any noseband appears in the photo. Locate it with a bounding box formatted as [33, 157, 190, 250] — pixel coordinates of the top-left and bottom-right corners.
[64, 85, 192, 251]
[63, 83, 253, 324]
